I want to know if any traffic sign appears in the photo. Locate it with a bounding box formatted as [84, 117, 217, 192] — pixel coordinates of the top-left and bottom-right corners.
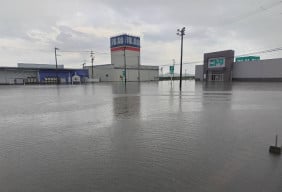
[236, 56, 260, 62]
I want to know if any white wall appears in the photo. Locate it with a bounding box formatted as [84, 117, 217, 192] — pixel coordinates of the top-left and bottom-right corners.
[233, 58, 282, 79]
[112, 69, 158, 82]
[111, 51, 124, 68]
[126, 69, 139, 81]
[112, 68, 126, 81]
[0, 69, 37, 84]
[90, 67, 158, 82]
[111, 50, 140, 68]
[89, 63, 158, 82]
[195, 65, 203, 80]
[87, 65, 114, 82]
[125, 51, 139, 68]
[139, 69, 159, 81]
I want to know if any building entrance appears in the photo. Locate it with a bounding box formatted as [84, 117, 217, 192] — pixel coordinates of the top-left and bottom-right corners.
[208, 73, 224, 81]
[203, 50, 234, 82]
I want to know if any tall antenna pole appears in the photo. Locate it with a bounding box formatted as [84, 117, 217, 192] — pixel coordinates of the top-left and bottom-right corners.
[177, 27, 186, 91]
[55, 47, 59, 84]
[90, 50, 94, 79]
[124, 47, 127, 84]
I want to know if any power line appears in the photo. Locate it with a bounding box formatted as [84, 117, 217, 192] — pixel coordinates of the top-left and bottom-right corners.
[221, 0, 282, 27]
[59, 51, 90, 53]
[58, 50, 109, 54]
[158, 60, 201, 67]
[237, 47, 282, 56]
[158, 46, 282, 67]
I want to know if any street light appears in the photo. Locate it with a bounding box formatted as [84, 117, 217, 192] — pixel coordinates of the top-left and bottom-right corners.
[55, 47, 59, 84]
[123, 46, 127, 84]
[90, 51, 95, 79]
[177, 27, 186, 90]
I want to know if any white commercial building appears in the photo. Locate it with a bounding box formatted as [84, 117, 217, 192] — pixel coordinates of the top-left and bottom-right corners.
[195, 50, 282, 82]
[87, 34, 159, 82]
[18, 63, 64, 69]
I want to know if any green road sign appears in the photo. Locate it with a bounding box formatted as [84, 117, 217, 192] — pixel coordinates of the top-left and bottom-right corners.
[170, 66, 174, 74]
[208, 58, 225, 68]
[236, 56, 260, 62]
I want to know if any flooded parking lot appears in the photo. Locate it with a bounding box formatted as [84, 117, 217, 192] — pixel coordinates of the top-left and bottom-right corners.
[0, 81, 281, 192]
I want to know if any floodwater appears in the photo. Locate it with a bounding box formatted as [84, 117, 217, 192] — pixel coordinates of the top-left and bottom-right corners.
[0, 81, 281, 192]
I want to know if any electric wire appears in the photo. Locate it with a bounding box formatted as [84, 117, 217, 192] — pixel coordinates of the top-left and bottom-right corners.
[158, 46, 282, 67]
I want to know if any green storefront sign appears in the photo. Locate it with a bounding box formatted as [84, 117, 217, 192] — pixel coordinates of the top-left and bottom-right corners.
[236, 56, 260, 62]
[208, 58, 225, 68]
[169, 66, 174, 74]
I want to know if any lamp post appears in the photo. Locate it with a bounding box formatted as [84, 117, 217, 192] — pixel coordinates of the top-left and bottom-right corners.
[54, 47, 59, 84]
[123, 46, 127, 84]
[90, 51, 95, 79]
[177, 27, 186, 90]
[172, 59, 175, 79]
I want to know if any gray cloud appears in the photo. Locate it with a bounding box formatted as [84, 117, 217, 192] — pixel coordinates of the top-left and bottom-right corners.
[0, 0, 281, 68]
[55, 25, 108, 50]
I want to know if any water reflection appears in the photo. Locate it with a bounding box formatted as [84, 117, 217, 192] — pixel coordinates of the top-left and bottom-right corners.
[112, 82, 141, 95]
[203, 82, 233, 91]
[112, 83, 141, 119]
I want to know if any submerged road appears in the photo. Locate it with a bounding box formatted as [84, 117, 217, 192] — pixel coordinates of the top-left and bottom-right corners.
[0, 81, 281, 192]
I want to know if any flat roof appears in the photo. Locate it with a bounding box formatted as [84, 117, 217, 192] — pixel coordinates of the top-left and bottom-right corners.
[0, 67, 87, 71]
[17, 63, 64, 69]
[85, 64, 113, 67]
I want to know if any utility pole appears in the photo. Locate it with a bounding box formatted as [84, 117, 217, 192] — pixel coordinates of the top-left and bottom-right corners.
[82, 60, 86, 69]
[138, 55, 140, 82]
[177, 27, 186, 91]
[124, 47, 127, 84]
[90, 51, 94, 79]
[55, 47, 59, 84]
[172, 59, 175, 79]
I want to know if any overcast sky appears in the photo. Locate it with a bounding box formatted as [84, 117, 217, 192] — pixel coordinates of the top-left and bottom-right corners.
[0, 0, 281, 73]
